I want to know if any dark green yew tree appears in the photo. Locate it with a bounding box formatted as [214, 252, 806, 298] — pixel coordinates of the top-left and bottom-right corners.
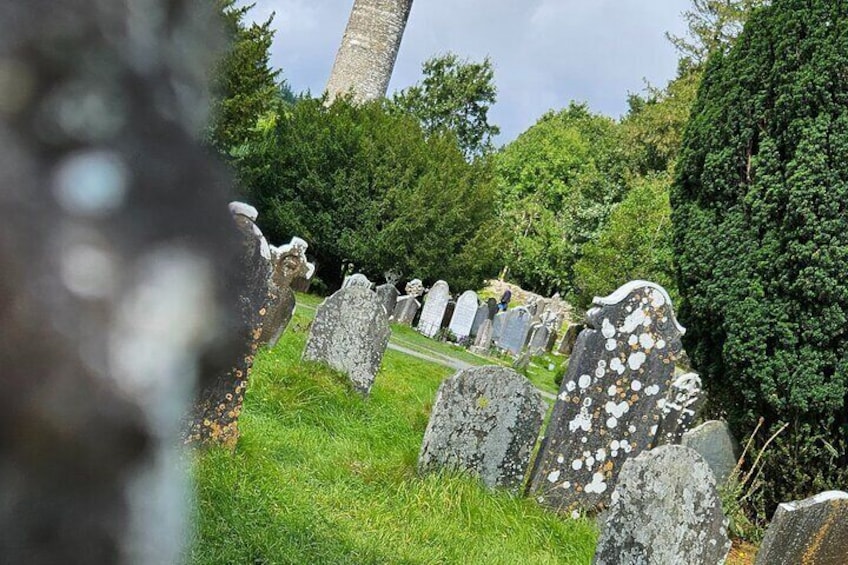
[672, 0, 848, 514]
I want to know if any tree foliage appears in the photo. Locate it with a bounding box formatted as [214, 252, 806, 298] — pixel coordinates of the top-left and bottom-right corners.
[393, 53, 500, 158]
[672, 0, 848, 514]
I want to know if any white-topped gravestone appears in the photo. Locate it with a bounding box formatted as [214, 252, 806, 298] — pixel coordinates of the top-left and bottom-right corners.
[417, 281, 450, 338]
[448, 290, 479, 340]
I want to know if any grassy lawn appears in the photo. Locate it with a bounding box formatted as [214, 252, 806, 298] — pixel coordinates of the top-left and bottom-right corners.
[190, 300, 597, 564]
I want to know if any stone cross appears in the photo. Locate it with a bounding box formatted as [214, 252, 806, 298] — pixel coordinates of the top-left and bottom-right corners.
[593, 445, 731, 564]
[448, 290, 479, 340]
[417, 280, 450, 338]
[418, 366, 546, 492]
[527, 281, 685, 513]
[303, 286, 391, 395]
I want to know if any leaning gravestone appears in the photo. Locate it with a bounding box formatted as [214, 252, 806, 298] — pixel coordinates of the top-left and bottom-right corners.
[470, 303, 490, 337]
[470, 319, 494, 355]
[418, 281, 450, 338]
[527, 324, 550, 353]
[261, 237, 315, 347]
[418, 366, 546, 492]
[556, 323, 583, 356]
[593, 445, 731, 565]
[0, 0, 239, 560]
[681, 421, 740, 486]
[653, 372, 704, 446]
[527, 280, 685, 514]
[303, 286, 391, 395]
[343, 273, 373, 290]
[391, 296, 420, 325]
[492, 311, 507, 342]
[755, 491, 848, 565]
[498, 307, 533, 355]
[449, 290, 479, 340]
[375, 283, 400, 316]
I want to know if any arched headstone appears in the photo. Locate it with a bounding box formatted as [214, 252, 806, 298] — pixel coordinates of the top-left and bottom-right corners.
[417, 281, 450, 338]
[448, 290, 479, 340]
[497, 307, 533, 355]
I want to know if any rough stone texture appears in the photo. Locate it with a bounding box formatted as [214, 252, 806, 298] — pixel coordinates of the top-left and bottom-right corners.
[418, 366, 545, 492]
[390, 295, 420, 325]
[593, 445, 731, 565]
[417, 280, 450, 338]
[492, 312, 507, 342]
[0, 1, 238, 560]
[304, 286, 391, 395]
[654, 372, 704, 446]
[260, 237, 314, 347]
[755, 491, 848, 565]
[681, 421, 740, 486]
[497, 307, 533, 355]
[528, 281, 685, 513]
[448, 290, 479, 340]
[343, 272, 373, 290]
[470, 319, 494, 354]
[325, 0, 414, 104]
[405, 278, 425, 297]
[527, 324, 550, 353]
[375, 283, 400, 316]
[557, 323, 583, 356]
[470, 303, 490, 337]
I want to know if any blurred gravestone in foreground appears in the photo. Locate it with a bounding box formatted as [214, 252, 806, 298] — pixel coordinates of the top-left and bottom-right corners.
[0, 1, 239, 562]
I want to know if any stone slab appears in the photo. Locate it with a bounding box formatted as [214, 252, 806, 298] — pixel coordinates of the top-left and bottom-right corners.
[391, 295, 420, 326]
[417, 281, 450, 338]
[448, 290, 479, 340]
[681, 420, 740, 486]
[498, 307, 533, 355]
[375, 283, 400, 316]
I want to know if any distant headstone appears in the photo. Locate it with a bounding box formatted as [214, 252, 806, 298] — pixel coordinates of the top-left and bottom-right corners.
[512, 350, 532, 371]
[654, 373, 704, 445]
[593, 445, 731, 565]
[528, 281, 685, 513]
[405, 278, 425, 298]
[492, 312, 507, 342]
[261, 237, 314, 347]
[375, 283, 400, 316]
[441, 300, 456, 329]
[417, 281, 450, 338]
[469, 319, 494, 355]
[497, 307, 533, 355]
[418, 366, 546, 492]
[343, 273, 373, 290]
[449, 290, 479, 340]
[681, 421, 740, 486]
[391, 296, 420, 326]
[557, 323, 582, 356]
[527, 324, 550, 353]
[486, 298, 499, 318]
[303, 286, 391, 395]
[470, 303, 490, 337]
[755, 491, 848, 565]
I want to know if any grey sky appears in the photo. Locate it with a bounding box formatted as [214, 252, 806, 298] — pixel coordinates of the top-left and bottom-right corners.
[241, 0, 691, 145]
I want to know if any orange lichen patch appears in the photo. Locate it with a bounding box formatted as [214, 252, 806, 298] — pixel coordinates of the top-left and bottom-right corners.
[802, 502, 840, 563]
[726, 539, 758, 565]
[259, 307, 267, 316]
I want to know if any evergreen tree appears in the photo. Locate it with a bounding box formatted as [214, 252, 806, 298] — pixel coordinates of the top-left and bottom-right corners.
[672, 0, 848, 515]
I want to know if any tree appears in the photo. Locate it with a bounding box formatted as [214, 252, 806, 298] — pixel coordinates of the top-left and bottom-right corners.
[393, 53, 500, 158]
[671, 0, 848, 516]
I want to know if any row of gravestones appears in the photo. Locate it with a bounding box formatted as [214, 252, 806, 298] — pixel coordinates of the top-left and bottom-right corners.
[413, 280, 848, 564]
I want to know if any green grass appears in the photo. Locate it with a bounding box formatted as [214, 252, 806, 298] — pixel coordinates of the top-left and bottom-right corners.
[190, 300, 597, 564]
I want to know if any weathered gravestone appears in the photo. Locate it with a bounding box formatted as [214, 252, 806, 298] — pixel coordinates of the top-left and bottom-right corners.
[343, 273, 373, 290]
[391, 295, 420, 325]
[375, 283, 400, 316]
[405, 278, 425, 298]
[527, 324, 550, 354]
[0, 0, 239, 560]
[448, 290, 479, 340]
[556, 323, 583, 356]
[653, 372, 704, 446]
[417, 280, 450, 338]
[527, 281, 685, 513]
[755, 491, 848, 565]
[470, 319, 494, 355]
[497, 307, 533, 355]
[418, 366, 546, 492]
[492, 311, 507, 342]
[261, 237, 315, 347]
[470, 303, 490, 337]
[681, 421, 741, 486]
[441, 300, 456, 329]
[593, 445, 731, 565]
[303, 286, 391, 395]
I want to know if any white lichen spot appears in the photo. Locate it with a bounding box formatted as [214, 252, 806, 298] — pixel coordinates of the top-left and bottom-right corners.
[628, 351, 647, 371]
[569, 412, 592, 433]
[645, 384, 660, 396]
[656, 339, 667, 350]
[558, 391, 569, 401]
[596, 448, 607, 461]
[584, 473, 607, 494]
[578, 374, 592, 389]
[639, 333, 655, 349]
[610, 358, 625, 375]
[547, 470, 561, 483]
[571, 510, 581, 520]
[571, 459, 583, 471]
[606, 417, 618, 429]
[611, 440, 620, 451]
[581, 437, 588, 444]
[621, 440, 632, 454]
[605, 338, 617, 351]
[560, 481, 571, 490]
[605, 400, 629, 418]
[566, 380, 577, 392]
[611, 490, 621, 505]
[628, 334, 639, 346]
[631, 379, 642, 392]
[601, 318, 616, 338]
[586, 456, 595, 467]
[628, 425, 637, 434]
[607, 385, 618, 397]
[557, 455, 565, 464]
[650, 289, 666, 307]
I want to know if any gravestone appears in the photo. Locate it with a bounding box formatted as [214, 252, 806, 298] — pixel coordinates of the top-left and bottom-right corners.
[593, 445, 731, 565]
[527, 281, 685, 514]
[527, 324, 550, 353]
[470, 303, 490, 337]
[557, 323, 583, 356]
[303, 286, 391, 395]
[497, 307, 533, 355]
[0, 0, 239, 560]
[449, 290, 479, 340]
[343, 273, 373, 290]
[405, 278, 425, 298]
[492, 312, 507, 342]
[261, 237, 315, 347]
[441, 300, 456, 329]
[391, 296, 420, 325]
[375, 283, 400, 316]
[417, 281, 450, 338]
[470, 319, 494, 355]
[486, 297, 499, 318]
[654, 372, 704, 445]
[755, 491, 848, 565]
[681, 421, 740, 486]
[418, 366, 546, 492]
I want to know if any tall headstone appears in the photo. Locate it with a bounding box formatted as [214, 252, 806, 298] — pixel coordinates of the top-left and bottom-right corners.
[528, 281, 685, 513]
[654, 372, 704, 446]
[492, 311, 507, 342]
[390, 295, 420, 325]
[497, 307, 533, 355]
[681, 421, 741, 486]
[418, 366, 546, 492]
[303, 286, 391, 395]
[343, 273, 373, 290]
[375, 283, 400, 316]
[417, 280, 450, 338]
[755, 491, 848, 565]
[448, 290, 479, 340]
[593, 445, 731, 565]
[556, 323, 582, 356]
[261, 237, 315, 347]
[0, 0, 237, 560]
[527, 323, 550, 354]
[469, 319, 494, 355]
[470, 303, 490, 337]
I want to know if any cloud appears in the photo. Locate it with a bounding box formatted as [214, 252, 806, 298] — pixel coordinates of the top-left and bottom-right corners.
[239, 0, 690, 145]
